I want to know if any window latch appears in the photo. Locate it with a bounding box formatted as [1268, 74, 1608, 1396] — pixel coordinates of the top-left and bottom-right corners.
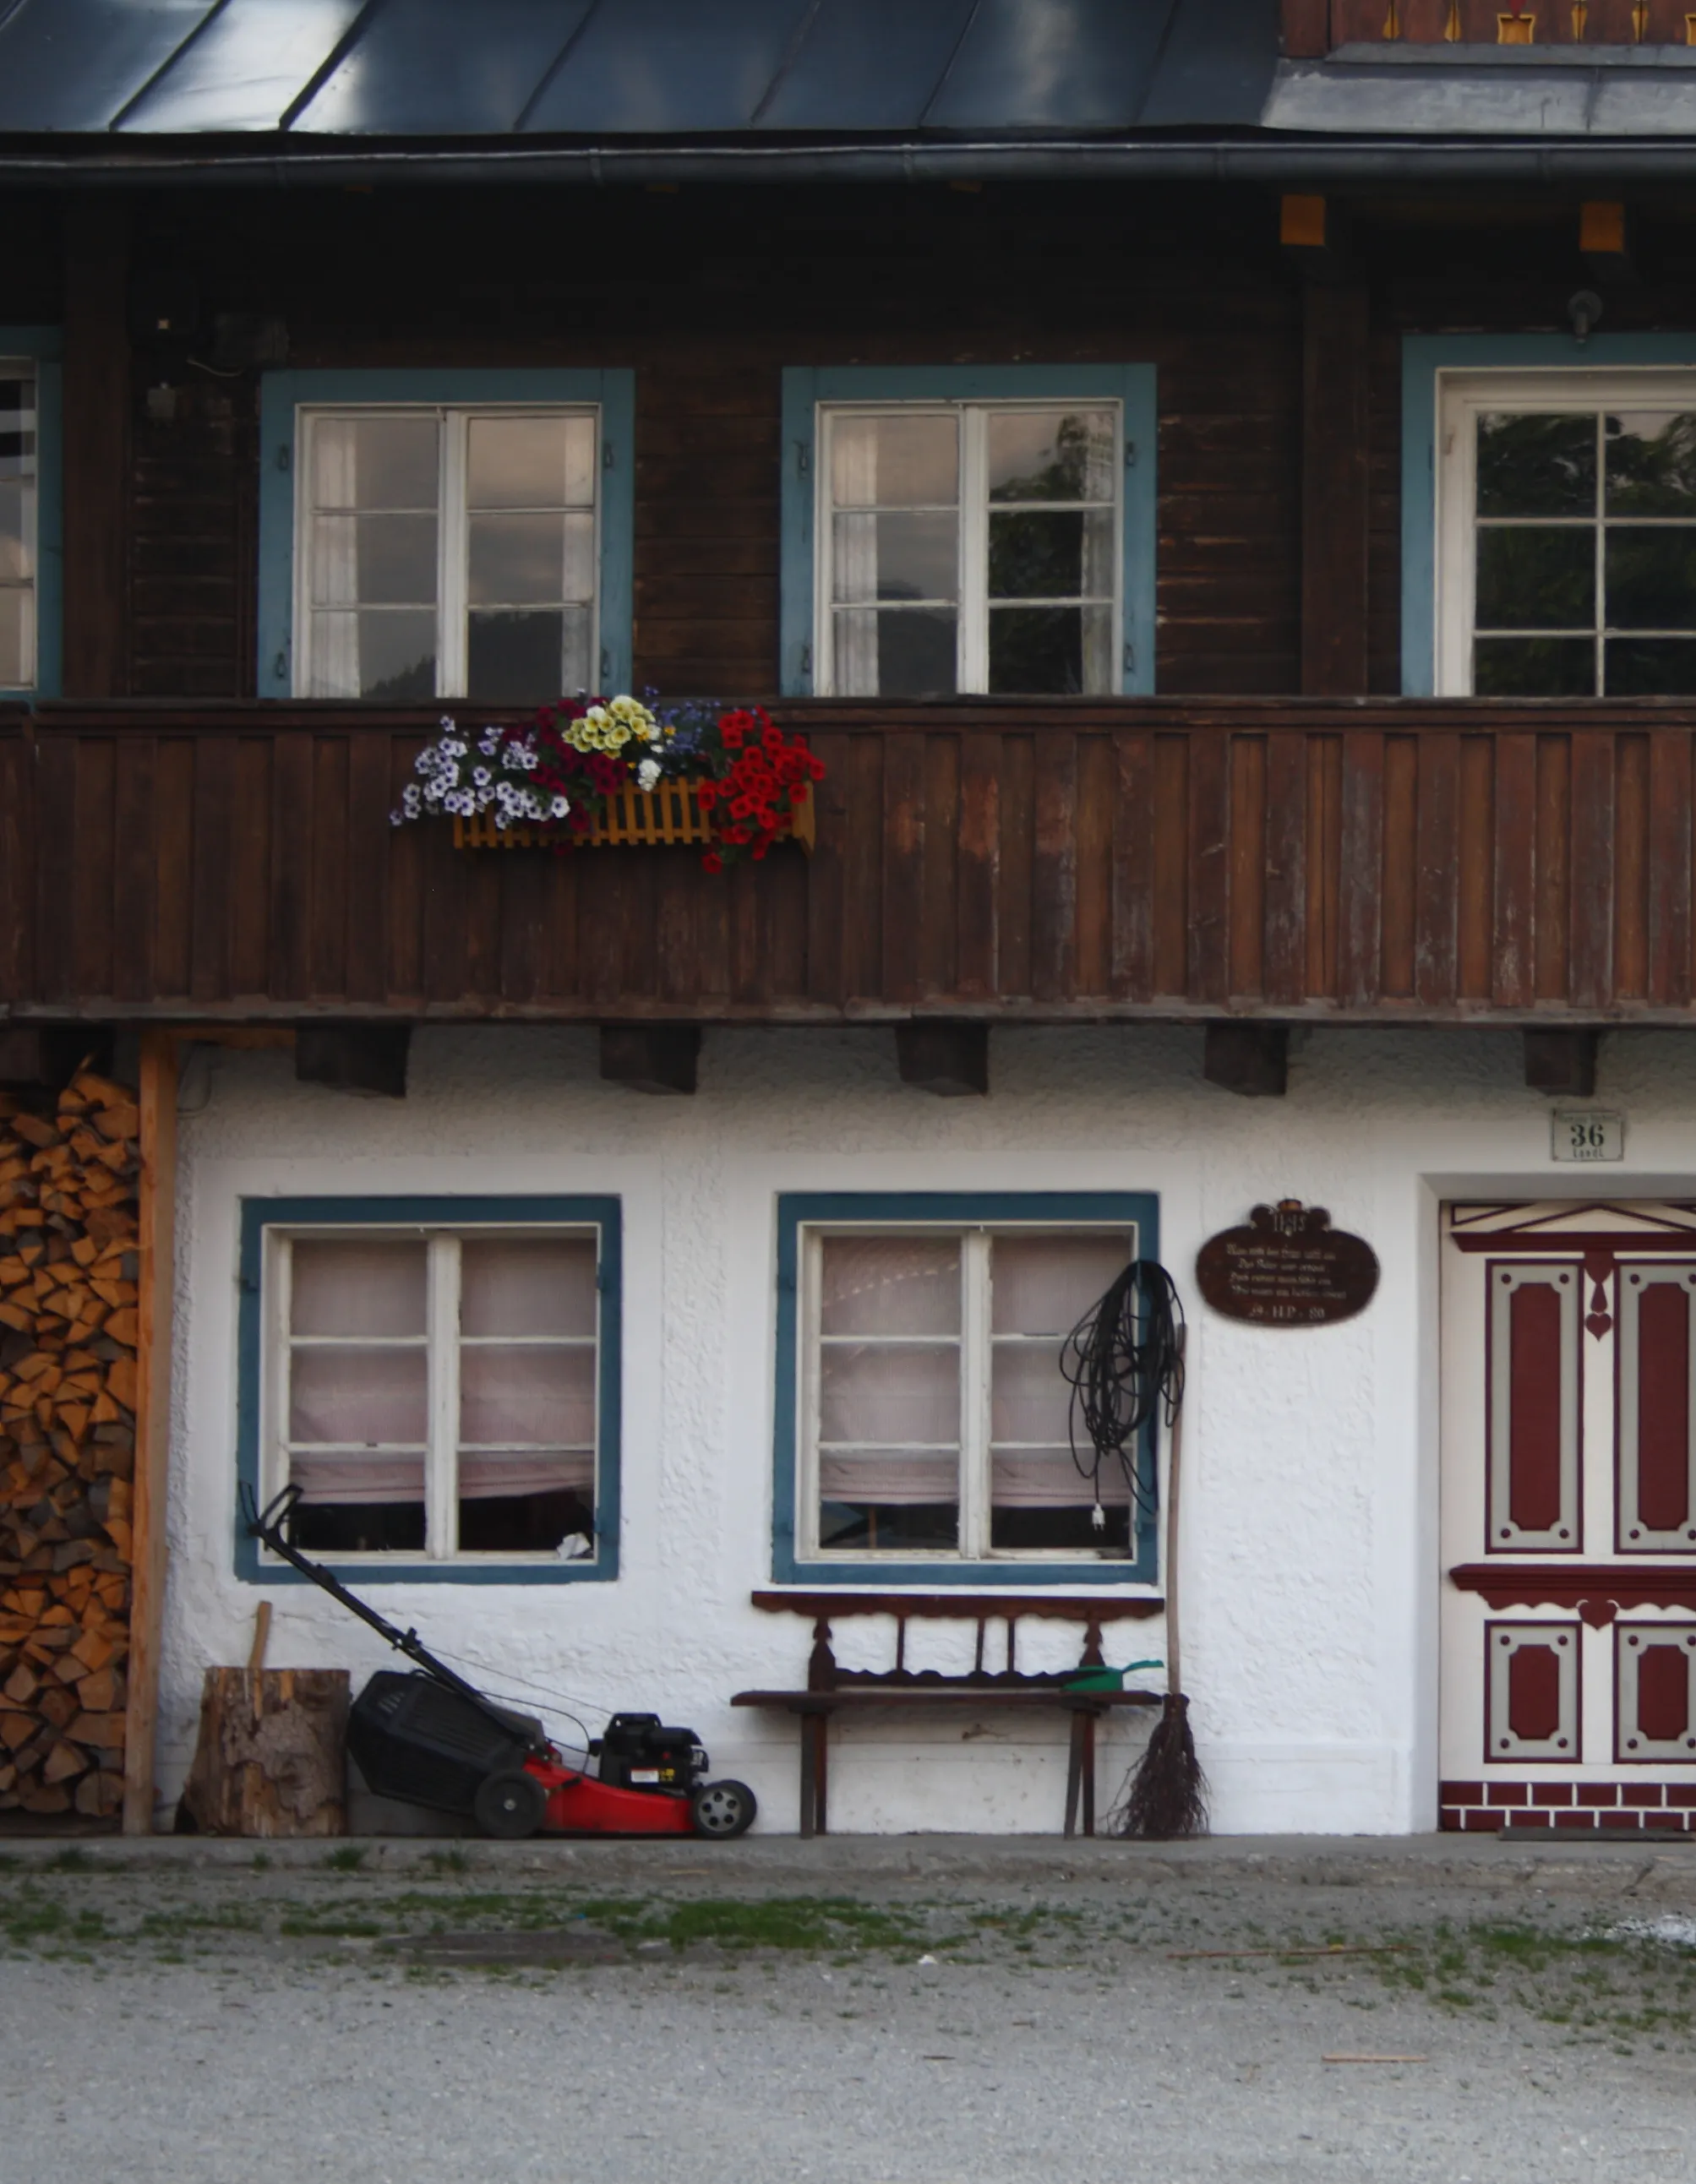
[273, 651, 287, 681]
[275, 444, 290, 472]
[1122, 641, 1135, 673]
[1123, 440, 1136, 468]
[796, 440, 811, 477]
[800, 643, 812, 679]
[603, 441, 615, 470]
[600, 646, 613, 683]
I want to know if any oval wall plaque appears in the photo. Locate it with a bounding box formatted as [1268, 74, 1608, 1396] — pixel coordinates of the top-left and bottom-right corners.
[1196, 1200, 1379, 1327]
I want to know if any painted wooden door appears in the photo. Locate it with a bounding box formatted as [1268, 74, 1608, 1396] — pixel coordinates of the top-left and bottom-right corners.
[1441, 1202, 1696, 1834]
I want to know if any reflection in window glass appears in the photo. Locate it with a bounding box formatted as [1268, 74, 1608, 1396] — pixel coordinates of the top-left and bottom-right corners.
[0, 364, 38, 689]
[1470, 407, 1696, 696]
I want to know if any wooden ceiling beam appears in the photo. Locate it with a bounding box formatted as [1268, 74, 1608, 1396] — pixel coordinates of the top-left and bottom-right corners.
[1523, 1028, 1599, 1097]
[896, 1021, 990, 1097]
[600, 1023, 701, 1094]
[294, 1023, 410, 1098]
[1204, 1024, 1290, 1097]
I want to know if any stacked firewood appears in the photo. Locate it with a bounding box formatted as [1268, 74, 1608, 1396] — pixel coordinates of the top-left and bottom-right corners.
[0, 1066, 140, 1821]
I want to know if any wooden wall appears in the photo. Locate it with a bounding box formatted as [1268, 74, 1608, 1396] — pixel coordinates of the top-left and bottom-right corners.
[7, 700, 1696, 1024]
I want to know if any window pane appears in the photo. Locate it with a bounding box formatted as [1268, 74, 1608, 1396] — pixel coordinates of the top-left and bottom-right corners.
[292, 1240, 427, 1337]
[461, 1238, 597, 1337]
[461, 1345, 595, 1446]
[308, 608, 437, 700]
[1606, 412, 1696, 515]
[287, 1455, 425, 1555]
[990, 1341, 1072, 1446]
[312, 415, 439, 509]
[0, 371, 35, 485]
[990, 1456, 1131, 1551]
[467, 414, 596, 509]
[1606, 640, 1696, 696]
[1475, 526, 1593, 630]
[819, 1478, 957, 1552]
[987, 410, 1115, 504]
[309, 514, 438, 607]
[0, 480, 30, 580]
[469, 512, 568, 605]
[0, 585, 28, 689]
[467, 609, 564, 701]
[1605, 528, 1696, 631]
[989, 605, 1096, 694]
[289, 1452, 425, 1507]
[833, 606, 957, 697]
[1476, 413, 1595, 517]
[992, 1235, 1129, 1336]
[1474, 636, 1595, 695]
[831, 511, 957, 604]
[459, 1463, 594, 1555]
[831, 414, 957, 508]
[989, 509, 1114, 601]
[821, 1237, 960, 1337]
[819, 1343, 959, 1447]
[288, 1347, 428, 1445]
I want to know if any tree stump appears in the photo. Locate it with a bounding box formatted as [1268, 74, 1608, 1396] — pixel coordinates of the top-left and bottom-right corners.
[178, 1667, 349, 1836]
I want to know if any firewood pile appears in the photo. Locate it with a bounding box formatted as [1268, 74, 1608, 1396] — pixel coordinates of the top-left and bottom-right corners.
[0, 1066, 140, 1821]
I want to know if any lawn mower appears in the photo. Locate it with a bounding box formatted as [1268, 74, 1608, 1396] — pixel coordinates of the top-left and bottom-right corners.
[244, 1485, 756, 1841]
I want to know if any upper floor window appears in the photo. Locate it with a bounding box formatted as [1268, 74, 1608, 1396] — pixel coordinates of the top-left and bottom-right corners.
[1437, 368, 1696, 698]
[0, 362, 36, 691]
[258, 370, 634, 703]
[782, 368, 1156, 701]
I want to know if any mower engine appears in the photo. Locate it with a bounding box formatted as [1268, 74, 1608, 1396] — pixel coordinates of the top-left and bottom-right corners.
[591, 1712, 710, 1793]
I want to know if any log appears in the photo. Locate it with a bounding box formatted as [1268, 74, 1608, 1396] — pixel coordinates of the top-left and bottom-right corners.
[177, 1667, 350, 1838]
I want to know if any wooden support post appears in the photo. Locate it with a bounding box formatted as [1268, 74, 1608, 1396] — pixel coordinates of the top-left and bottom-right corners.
[294, 1022, 410, 1098]
[599, 1024, 701, 1095]
[123, 1028, 177, 1833]
[1203, 1023, 1289, 1097]
[1523, 1027, 1599, 1097]
[1301, 284, 1372, 698]
[61, 200, 130, 699]
[895, 1021, 990, 1097]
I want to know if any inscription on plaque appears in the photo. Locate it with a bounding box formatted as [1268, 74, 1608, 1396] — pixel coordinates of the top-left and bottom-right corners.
[1196, 1200, 1379, 1327]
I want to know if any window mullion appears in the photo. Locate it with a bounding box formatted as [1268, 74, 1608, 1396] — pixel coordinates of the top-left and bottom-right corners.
[1595, 410, 1606, 698]
[267, 1234, 292, 1507]
[815, 408, 833, 697]
[961, 407, 987, 694]
[801, 1229, 822, 1556]
[439, 410, 467, 697]
[961, 1231, 990, 1558]
[427, 1234, 461, 1558]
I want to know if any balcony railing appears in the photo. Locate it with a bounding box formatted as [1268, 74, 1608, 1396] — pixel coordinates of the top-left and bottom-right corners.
[3, 697, 1695, 1025]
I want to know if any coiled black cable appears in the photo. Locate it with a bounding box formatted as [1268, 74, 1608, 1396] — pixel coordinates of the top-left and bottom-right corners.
[1058, 1260, 1186, 1528]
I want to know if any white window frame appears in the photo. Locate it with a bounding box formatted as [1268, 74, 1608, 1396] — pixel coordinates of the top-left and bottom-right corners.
[0, 356, 38, 691]
[1436, 367, 1696, 696]
[811, 400, 1125, 699]
[259, 1223, 602, 1566]
[290, 403, 603, 701]
[794, 1219, 1139, 1566]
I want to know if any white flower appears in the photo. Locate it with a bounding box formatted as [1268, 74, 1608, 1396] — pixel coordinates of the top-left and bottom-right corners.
[549, 794, 570, 820]
[389, 810, 405, 827]
[472, 766, 492, 787]
[637, 758, 660, 792]
[478, 728, 503, 756]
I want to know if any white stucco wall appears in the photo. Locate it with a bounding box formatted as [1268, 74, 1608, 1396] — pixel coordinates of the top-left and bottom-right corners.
[153, 1020, 1696, 1836]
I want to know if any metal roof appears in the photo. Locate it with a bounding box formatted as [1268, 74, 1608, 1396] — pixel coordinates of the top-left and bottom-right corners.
[0, 0, 1277, 138]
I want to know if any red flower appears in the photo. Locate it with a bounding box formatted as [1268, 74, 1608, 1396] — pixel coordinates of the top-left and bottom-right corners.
[790, 781, 810, 803]
[763, 727, 785, 755]
[701, 851, 723, 874]
[751, 841, 769, 861]
[696, 782, 719, 810]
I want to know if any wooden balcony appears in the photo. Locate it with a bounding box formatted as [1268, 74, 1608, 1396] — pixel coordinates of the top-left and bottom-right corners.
[4, 697, 1696, 1027]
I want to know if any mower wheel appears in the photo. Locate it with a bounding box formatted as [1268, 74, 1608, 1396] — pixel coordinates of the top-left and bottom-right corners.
[474, 1768, 548, 1840]
[690, 1778, 757, 1839]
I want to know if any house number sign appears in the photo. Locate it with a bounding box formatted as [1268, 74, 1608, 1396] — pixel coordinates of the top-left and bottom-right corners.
[1195, 1200, 1379, 1327]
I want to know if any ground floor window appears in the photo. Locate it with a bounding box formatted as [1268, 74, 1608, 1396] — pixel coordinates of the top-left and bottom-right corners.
[243, 1198, 619, 1576]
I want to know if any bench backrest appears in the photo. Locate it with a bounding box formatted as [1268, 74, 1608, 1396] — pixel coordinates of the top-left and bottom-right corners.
[750, 1589, 1163, 1692]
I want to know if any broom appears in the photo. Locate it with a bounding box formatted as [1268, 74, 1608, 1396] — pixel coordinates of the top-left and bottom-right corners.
[1121, 1334, 1208, 1838]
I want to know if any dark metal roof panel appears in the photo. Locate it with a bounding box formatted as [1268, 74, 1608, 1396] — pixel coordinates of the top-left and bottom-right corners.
[753, 0, 977, 132]
[114, 0, 369, 133]
[1138, 0, 1279, 127]
[293, 0, 597, 135]
[0, 0, 216, 132]
[923, 0, 1175, 129]
[521, 0, 819, 134]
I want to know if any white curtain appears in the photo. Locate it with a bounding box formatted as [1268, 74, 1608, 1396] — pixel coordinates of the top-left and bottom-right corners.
[832, 417, 881, 695]
[308, 418, 361, 697]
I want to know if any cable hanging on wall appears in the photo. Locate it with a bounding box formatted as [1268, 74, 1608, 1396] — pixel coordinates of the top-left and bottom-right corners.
[1058, 1258, 1186, 1534]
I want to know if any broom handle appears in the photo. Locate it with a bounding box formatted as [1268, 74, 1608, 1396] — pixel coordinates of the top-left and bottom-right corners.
[1164, 1333, 1186, 1696]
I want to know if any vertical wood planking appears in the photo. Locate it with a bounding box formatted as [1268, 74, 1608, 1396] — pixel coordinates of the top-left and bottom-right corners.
[1187, 732, 1229, 1004]
[652, 845, 701, 1007]
[189, 734, 236, 1003]
[1151, 735, 1189, 995]
[71, 739, 117, 1000]
[1263, 731, 1307, 1005]
[881, 733, 926, 1004]
[1032, 736, 1078, 1003]
[1457, 736, 1494, 1001]
[1305, 737, 1342, 999]
[497, 842, 548, 1007]
[1336, 732, 1385, 1006]
[112, 736, 157, 1004]
[60, 202, 129, 699]
[153, 738, 194, 999]
[0, 737, 32, 1001]
[1110, 731, 1154, 1002]
[123, 1029, 177, 1833]
[32, 736, 76, 1004]
[346, 733, 392, 1005]
[1380, 738, 1416, 999]
[997, 736, 1035, 999]
[1614, 733, 1650, 1001]
[1227, 734, 1266, 999]
[766, 845, 811, 1001]
[384, 736, 425, 1002]
[1568, 731, 1615, 1010]
[1493, 732, 1536, 1009]
[310, 738, 350, 1000]
[420, 820, 471, 1005]
[1648, 729, 1693, 1009]
[956, 733, 1001, 999]
[1075, 735, 1115, 999]
[228, 738, 273, 999]
[268, 731, 314, 1003]
[803, 731, 850, 1008]
[1301, 286, 1372, 697]
[921, 735, 961, 996]
[1414, 731, 1460, 1007]
[840, 734, 885, 1005]
[1533, 735, 1573, 1003]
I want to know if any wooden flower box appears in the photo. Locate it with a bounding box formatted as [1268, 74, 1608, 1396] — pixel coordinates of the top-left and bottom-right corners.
[452, 780, 815, 853]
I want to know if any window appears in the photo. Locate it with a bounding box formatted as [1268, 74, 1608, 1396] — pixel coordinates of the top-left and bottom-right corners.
[781, 368, 1156, 700]
[774, 1193, 1159, 1584]
[0, 330, 61, 697]
[257, 370, 634, 703]
[238, 1198, 620, 1582]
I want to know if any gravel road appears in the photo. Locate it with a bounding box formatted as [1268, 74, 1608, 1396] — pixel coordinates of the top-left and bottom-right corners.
[3, 1835, 1695, 2182]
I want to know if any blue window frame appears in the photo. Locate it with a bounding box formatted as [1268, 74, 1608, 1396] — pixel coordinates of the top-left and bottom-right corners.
[0, 327, 63, 700]
[235, 1195, 621, 1585]
[1402, 333, 1696, 696]
[256, 368, 635, 702]
[780, 365, 1157, 700]
[772, 1191, 1160, 1588]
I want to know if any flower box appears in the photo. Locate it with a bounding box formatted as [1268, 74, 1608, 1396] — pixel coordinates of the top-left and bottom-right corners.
[451, 778, 815, 853]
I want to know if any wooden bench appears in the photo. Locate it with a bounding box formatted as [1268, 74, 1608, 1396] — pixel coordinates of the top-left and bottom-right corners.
[732, 1590, 1164, 1838]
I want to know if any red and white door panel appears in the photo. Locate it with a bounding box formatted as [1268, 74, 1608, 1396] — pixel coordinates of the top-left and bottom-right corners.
[1441, 1202, 1696, 1833]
